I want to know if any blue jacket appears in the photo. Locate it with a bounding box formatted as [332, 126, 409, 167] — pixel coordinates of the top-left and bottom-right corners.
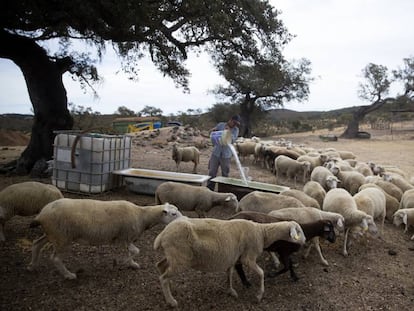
[211, 122, 239, 159]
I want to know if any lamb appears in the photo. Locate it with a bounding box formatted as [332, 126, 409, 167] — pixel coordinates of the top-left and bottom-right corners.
[229, 211, 335, 283]
[172, 144, 200, 173]
[155, 181, 238, 217]
[359, 183, 399, 221]
[310, 166, 341, 191]
[393, 208, 414, 240]
[280, 189, 320, 209]
[153, 217, 306, 307]
[27, 199, 182, 279]
[237, 191, 305, 213]
[322, 188, 378, 256]
[303, 181, 326, 207]
[353, 187, 386, 234]
[0, 181, 64, 242]
[274, 155, 311, 186]
[399, 189, 414, 209]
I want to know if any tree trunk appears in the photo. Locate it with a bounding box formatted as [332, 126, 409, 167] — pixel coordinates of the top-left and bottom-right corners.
[341, 99, 390, 138]
[239, 96, 255, 138]
[0, 30, 73, 175]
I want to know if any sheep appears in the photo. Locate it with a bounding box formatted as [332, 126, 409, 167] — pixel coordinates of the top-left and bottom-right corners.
[263, 146, 300, 171]
[0, 181, 64, 242]
[337, 150, 357, 160]
[230, 212, 336, 287]
[280, 189, 320, 209]
[399, 189, 414, 209]
[237, 191, 305, 213]
[370, 178, 403, 202]
[353, 187, 386, 234]
[234, 141, 257, 163]
[274, 155, 311, 186]
[155, 181, 238, 217]
[310, 166, 341, 191]
[153, 216, 306, 307]
[387, 174, 414, 193]
[359, 183, 399, 221]
[333, 169, 366, 195]
[27, 199, 182, 279]
[393, 208, 414, 240]
[172, 144, 200, 173]
[229, 211, 335, 283]
[297, 154, 328, 171]
[355, 162, 374, 176]
[322, 188, 378, 256]
[303, 181, 326, 208]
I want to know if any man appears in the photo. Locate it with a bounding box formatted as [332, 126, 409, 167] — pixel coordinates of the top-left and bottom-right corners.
[207, 114, 241, 190]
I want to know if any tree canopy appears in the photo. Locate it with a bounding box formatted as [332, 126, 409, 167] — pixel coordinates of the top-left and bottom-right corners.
[0, 0, 292, 174]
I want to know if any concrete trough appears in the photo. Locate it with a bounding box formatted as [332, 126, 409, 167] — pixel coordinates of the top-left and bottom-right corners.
[210, 176, 289, 200]
[112, 168, 211, 195]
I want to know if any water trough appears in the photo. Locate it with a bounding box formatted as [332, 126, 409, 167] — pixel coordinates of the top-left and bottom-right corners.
[210, 176, 289, 200]
[112, 168, 211, 195]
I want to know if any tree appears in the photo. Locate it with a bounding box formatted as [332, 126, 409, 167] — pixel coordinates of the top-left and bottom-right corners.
[1, 0, 287, 175]
[139, 105, 163, 117]
[114, 106, 137, 117]
[341, 63, 393, 138]
[213, 54, 313, 137]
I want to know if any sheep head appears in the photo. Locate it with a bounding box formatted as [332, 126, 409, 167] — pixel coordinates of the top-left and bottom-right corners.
[161, 203, 183, 224]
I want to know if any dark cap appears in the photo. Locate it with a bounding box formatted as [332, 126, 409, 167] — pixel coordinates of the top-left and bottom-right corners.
[231, 115, 241, 125]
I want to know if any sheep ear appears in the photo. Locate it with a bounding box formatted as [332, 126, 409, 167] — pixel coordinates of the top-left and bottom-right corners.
[403, 213, 408, 225]
[289, 226, 301, 241]
[337, 218, 344, 229]
[225, 196, 231, 202]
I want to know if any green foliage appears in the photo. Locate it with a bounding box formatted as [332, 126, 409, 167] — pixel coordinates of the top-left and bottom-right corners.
[139, 105, 163, 117]
[358, 63, 392, 102]
[114, 106, 136, 116]
[68, 103, 102, 130]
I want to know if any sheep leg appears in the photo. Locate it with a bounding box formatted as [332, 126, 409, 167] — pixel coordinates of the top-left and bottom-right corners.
[269, 251, 280, 268]
[51, 246, 77, 280]
[342, 228, 350, 256]
[234, 261, 252, 288]
[192, 162, 198, 174]
[122, 243, 140, 269]
[246, 261, 264, 302]
[226, 266, 238, 298]
[310, 237, 329, 266]
[158, 265, 178, 308]
[27, 234, 49, 271]
[267, 253, 299, 282]
[0, 222, 5, 242]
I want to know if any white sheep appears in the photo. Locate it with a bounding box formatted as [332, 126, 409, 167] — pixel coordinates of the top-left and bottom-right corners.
[322, 188, 378, 256]
[355, 162, 374, 176]
[172, 144, 200, 173]
[274, 155, 311, 186]
[310, 166, 340, 191]
[387, 174, 414, 193]
[359, 183, 399, 221]
[153, 217, 306, 307]
[268, 206, 345, 266]
[353, 187, 386, 234]
[155, 181, 238, 217]
[303, 181, 326, 208]
[393, 208, 414, 240]
[334, 169, 366, 195]
[237, 191, 305, 213]
[235, 141, 257, 163]
[297, 154, 328, 171]
[366, 178, 403, 202]
[280, 189, 320, 209]
[399, 189, 414, 209]
[0, 181, 64, 242]
[27, 199, 182, 279]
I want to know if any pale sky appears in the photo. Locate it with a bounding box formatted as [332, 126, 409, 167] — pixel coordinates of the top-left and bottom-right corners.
[0, 0, 413, 115]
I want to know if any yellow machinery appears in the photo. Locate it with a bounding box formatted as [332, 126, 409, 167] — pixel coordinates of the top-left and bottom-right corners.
[127, 122, 154, 133]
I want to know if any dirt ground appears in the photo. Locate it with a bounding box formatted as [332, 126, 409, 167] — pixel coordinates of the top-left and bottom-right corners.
[1, 127, 414, 311]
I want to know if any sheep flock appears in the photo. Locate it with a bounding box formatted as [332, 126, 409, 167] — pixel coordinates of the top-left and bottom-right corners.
[1, 133, 414, 310]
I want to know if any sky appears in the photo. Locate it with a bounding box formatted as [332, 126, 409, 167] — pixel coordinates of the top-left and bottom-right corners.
[0, 0, 413, 116]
